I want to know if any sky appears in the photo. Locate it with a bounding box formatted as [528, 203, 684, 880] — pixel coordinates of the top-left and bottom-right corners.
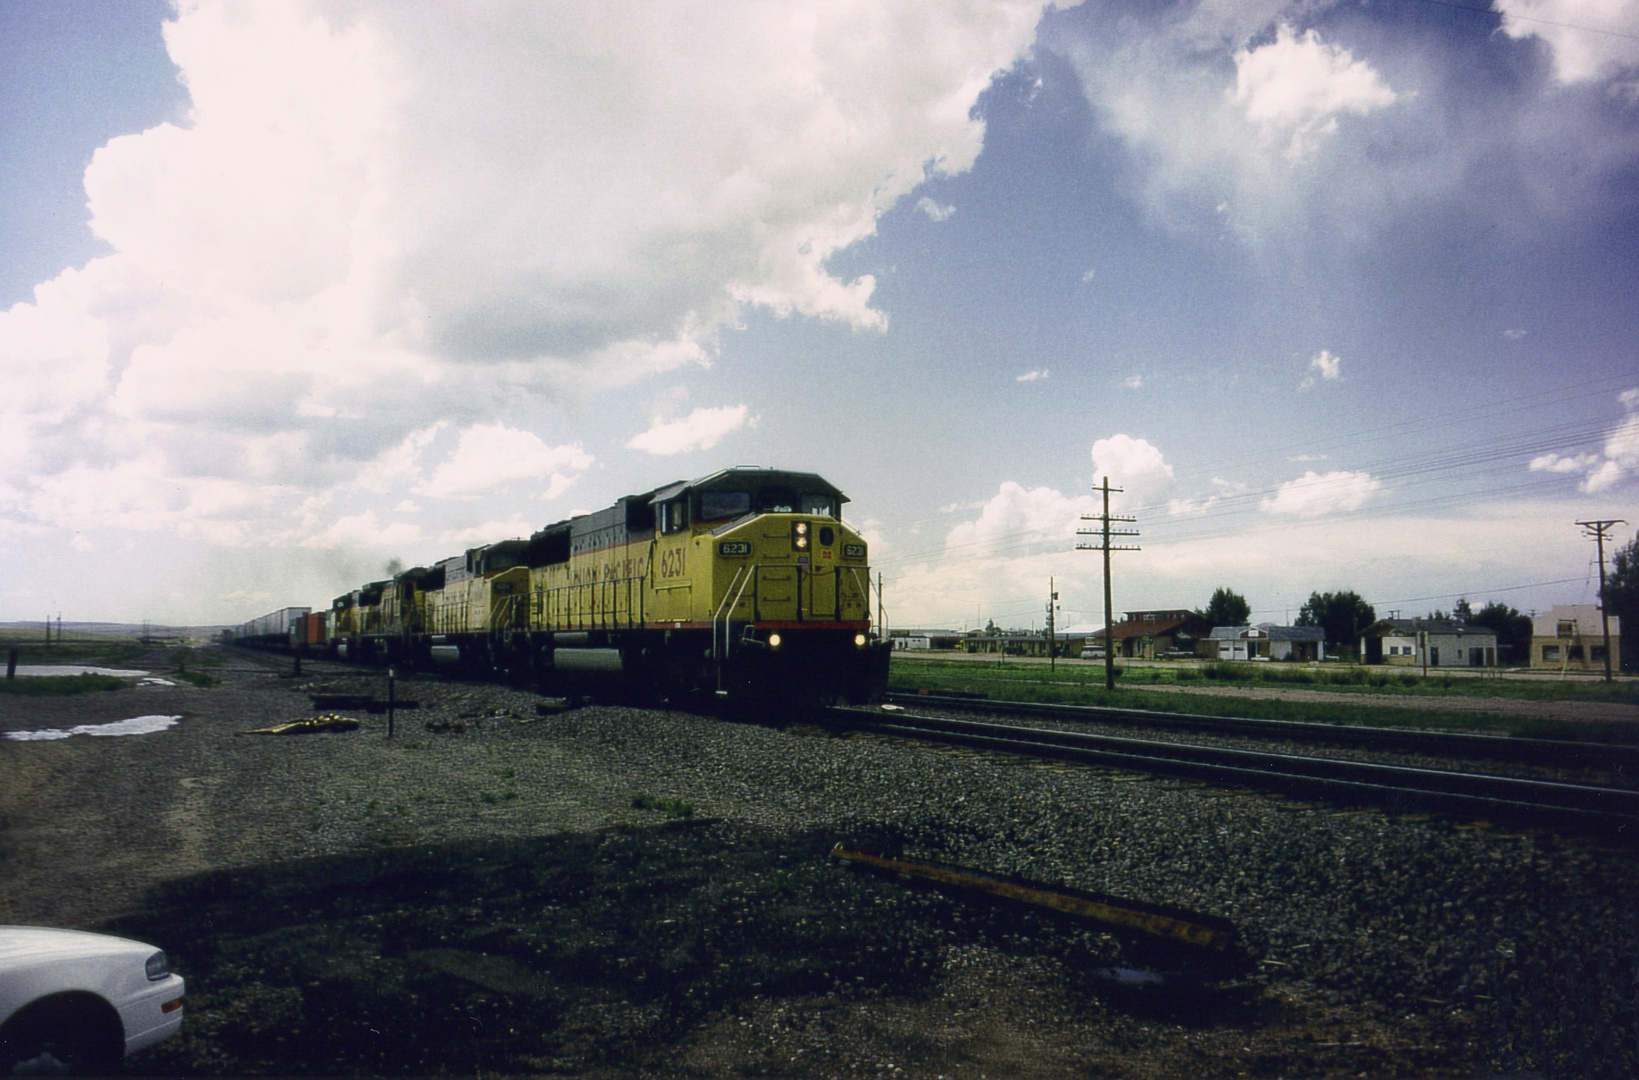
[1, 0, 1637, 633]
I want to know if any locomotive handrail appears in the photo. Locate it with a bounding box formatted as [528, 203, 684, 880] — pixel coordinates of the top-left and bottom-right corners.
[715, 564, 757, 679]
[847, 567, 874, 634]
[712, 565, 747, 656]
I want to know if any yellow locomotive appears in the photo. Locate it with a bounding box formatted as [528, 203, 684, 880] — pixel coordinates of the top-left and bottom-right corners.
[323, 467, 891, 704]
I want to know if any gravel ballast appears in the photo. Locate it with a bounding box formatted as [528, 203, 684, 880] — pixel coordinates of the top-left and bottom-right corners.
[2, 651, 1637, 1077]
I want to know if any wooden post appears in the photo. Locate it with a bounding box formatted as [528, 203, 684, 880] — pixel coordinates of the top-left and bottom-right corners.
[387, 668, 396, 738]
[6, 649, 17, 680]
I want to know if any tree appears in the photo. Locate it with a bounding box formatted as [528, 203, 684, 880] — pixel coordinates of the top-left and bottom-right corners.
[1605, 535, 1639, 670]
[1199, 586, 1251, 627]
[1426, 599, 1474, 622]
[1296, 590, 1376, 653]
[1469, 601, 1533, 666]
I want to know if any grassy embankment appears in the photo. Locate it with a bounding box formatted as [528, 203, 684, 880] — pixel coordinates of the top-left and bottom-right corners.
[887, 654, 1639, 743]
[0, 637, 220, 694]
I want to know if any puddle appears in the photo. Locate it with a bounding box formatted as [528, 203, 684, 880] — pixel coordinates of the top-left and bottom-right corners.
[5, 715, 182, 741]
[10, 665, 151, 678]
[141, 677, 177, 686]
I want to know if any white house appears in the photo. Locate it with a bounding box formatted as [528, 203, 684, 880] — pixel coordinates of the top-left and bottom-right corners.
[1203, 624, 1326, 662]
[1361, 618, 1498, 667]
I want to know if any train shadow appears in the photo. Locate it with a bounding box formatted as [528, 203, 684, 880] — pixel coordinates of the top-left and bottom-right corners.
[106, 821, 1265, 1075]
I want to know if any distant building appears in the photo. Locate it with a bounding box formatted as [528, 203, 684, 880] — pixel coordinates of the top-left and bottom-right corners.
[1093, 609, 1214, 660]
[1203, 624, 1326, 662]
[887, 628, 965, 650]
[1360, 618, 1497, 667]
[1530, 605, 1621, 672]
[960, 627, 1093, 658]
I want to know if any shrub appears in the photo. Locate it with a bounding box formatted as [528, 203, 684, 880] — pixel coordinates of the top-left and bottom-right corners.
[0, 674, 126, 697]
[1204, 662, 1254, 681]
[631, 793, 695, 819]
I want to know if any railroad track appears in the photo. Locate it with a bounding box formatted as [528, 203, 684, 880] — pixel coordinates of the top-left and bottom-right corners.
[827, 704, 1639, 840]
[882, 691, 1639, 774]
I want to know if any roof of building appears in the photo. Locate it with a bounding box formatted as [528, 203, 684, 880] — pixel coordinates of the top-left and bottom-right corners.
[1363, 618, 1495, 638]
[1097, 612, 1213, 642]
[1207, 623, 1326, 642]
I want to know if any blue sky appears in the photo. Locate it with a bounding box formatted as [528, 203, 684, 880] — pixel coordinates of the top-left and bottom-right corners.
[2, 0, 1636, 631]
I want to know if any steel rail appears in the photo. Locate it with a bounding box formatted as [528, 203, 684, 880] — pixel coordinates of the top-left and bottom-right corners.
[826, 706, 1639, 839]
[882, 691, 1639, 774]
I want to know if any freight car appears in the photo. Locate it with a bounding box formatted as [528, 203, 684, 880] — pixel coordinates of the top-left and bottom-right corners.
[226, 606, 311, 649]
[241, 467, 892, 705]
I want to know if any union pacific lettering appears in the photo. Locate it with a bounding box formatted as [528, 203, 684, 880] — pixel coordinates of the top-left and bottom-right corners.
[566, 551, 649, 585]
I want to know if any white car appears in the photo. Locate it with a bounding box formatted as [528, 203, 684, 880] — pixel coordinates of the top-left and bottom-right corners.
[0, 927, 184, 1074]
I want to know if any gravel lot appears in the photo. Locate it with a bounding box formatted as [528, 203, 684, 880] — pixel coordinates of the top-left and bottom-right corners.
[3, 648, 1638, 1077]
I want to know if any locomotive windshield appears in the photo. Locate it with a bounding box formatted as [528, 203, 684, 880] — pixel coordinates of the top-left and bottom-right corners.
[699, 490, 752, 521]
[754, 487, 799, 513]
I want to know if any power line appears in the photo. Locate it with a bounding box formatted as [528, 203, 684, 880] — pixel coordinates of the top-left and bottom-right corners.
[1407, 0, 1639, 42]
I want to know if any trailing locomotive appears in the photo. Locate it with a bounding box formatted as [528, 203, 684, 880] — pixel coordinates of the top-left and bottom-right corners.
[234, 467, 891, 705]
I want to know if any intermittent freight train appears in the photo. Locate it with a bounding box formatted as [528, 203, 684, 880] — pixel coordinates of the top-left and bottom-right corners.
[229, 467, 891, 705]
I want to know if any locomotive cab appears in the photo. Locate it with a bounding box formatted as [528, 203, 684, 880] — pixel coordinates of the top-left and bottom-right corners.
[645, 468, 889, 703]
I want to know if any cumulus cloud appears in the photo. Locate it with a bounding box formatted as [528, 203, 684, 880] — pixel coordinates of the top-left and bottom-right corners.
[626, 405, 753, 455]
[417, 424, 592, 499]
[1231, 25, 1397, 160]
[0, 0, 1048, 555]
[945, 481, 1096, 557]
[918, 197, 957, 221]
[1122, 374, 1144, 390]
[1529, 451, 1600, 474]
[300, 510, 423, 550]
[1496, 0, 1639, 84]
[1531, 389, 1639, 493]
[1300, 348, 1342, 388]
[1259, 469, 1381, 517]
[1090, 434, 1175, 506]
[1016, 369, 1050, 382]
[1064, 11, 1404, 239]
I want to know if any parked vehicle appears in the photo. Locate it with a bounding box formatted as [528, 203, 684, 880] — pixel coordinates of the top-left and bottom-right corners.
[0, 927, 185, 1074]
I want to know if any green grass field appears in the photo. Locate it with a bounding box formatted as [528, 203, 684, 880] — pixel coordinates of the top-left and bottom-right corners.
[0, 673, 129, 697]
[887, 654, 1639, 743]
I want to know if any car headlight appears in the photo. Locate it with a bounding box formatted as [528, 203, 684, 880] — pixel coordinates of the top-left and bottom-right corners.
[145, 950, 171, 981]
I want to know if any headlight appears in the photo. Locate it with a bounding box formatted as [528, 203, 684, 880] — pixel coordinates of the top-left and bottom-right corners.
[145, 951, 171, 981]
[792, 521, 809, 550]
[768, 633, 782, 649]
[854, 634, 867, 647]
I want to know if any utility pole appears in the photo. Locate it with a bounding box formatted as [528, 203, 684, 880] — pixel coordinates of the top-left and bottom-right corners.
[1046, 578, 1059, 672]
[1077, 477, 1140, 691]
[1578, 518, 1626, 683]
